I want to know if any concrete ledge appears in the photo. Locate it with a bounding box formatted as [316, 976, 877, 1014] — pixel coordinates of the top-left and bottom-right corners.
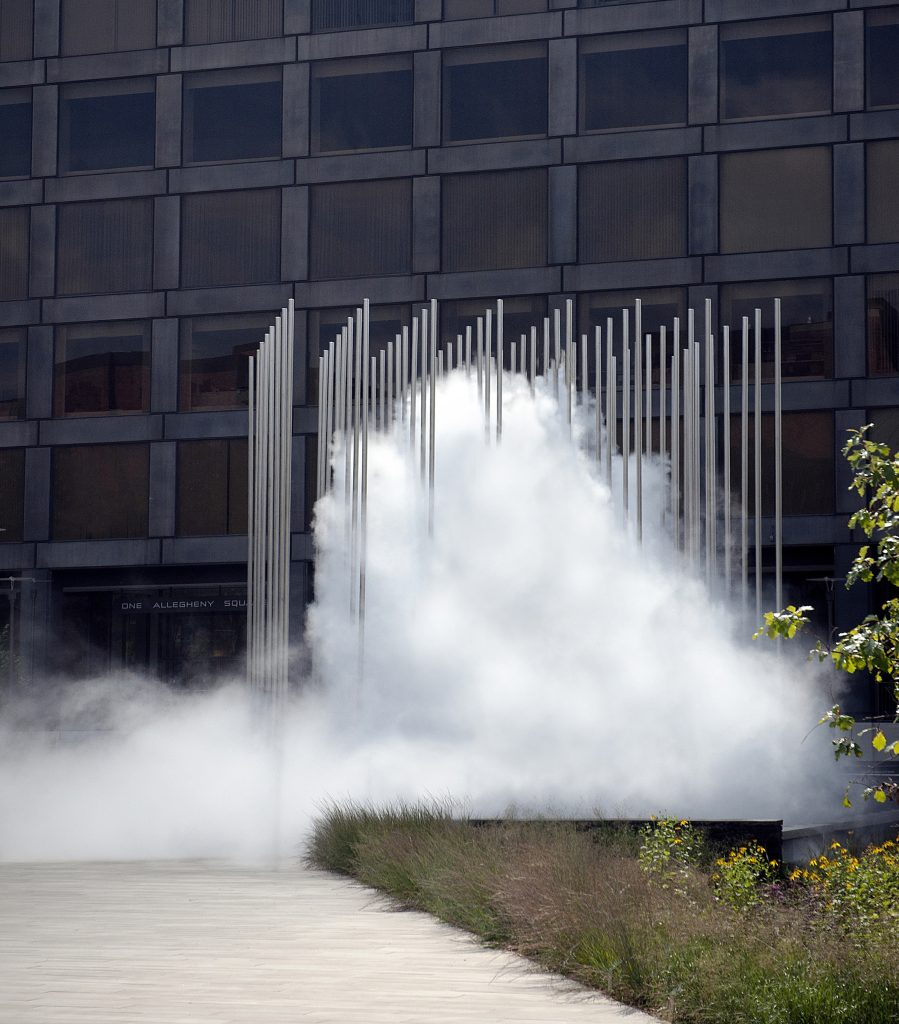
[37, 539, 162, 569]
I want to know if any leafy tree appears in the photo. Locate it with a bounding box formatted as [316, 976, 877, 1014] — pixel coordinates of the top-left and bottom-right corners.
[756, 426, 899, 805]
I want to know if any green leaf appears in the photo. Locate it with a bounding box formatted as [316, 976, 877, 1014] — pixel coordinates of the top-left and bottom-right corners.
[872, 730, 887, 752]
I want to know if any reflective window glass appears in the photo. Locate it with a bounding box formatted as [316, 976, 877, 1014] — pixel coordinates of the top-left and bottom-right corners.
[444, 43, 547, 144]
[867, 273, 899, 377]
[445, 0, 546, 16]
[181, 190, 281, 289]
[52, 444, 149, 540]
[720, 16, 832, 121]
[54, 321, 150, 417]
[0, 328, 24, 420]
[185, 0, 281, 43]
[310, 179, 411, 280]
[184, 67, 281, 165]
[579, 158, 686, 263]
[870, 408, 899, 454]
[720, 147, 832, 253]
[0, 89, 30, 177]
[311, 0, 413, 32]
[721, 280, 833, 382]
[867, 140, 899, 244]
[177, 440, 247, 536]
[0, 448, 24, 542]
[59, 78, 155, 174]
[580, 30, 687, 132]
[729, 411, 834, 516]
[867, 8, 899, 109]
[57, 199, 153, 296]
[441, 296, 548, 371]
[179, 313, 272, 411]
[0, 206, 27, 300]
[443, 169, 547, 272]
[61, 0, 155, 56]
[311, 56, 412, 154]
[0, 0, 31, 61]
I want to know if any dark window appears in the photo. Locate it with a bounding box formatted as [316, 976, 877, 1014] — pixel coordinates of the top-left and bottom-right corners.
[729, 412, 834, 516]
[0, 0, 32, 61]
[310, 179, 411, 280]
[867, 273, 899, 377]
[307, 304, 411, 404]
[441, 295, 548, 370]
[870, 408, 899, 454]
[0, 328, 25, 419]
[720, 147, 832, 253]
[177, 439, 248, 536]
[61, 0, 155, 56]
[180, 313, 272, 410]
[181, 190, 281, 289]
[445, 0, 546, 16]
[444, 43, 547, 144]
[867, 140, 899, 244]
[720, 16, 832, 121]
[54, 321, 150, 417]
[185, 0, 281, 43]
[580, 30, 687, 132]
[721, 280, 833, 383]
[57, 199, 153, 295]
[867, 8, 899, 110]
[579, 288, 687, 385]
[443, 169, 547, 272]
[311, 0, 413, 32]
[0, 89, 31, 177]
[311, 56, 412, 154]
[59, 78, 155, 174]
[579, 158, 686, 263]
[0, 206, 28, 300]
[0, 448, 24, 542]
[184, 67, 281, 165]
[52, 444, 149, 540]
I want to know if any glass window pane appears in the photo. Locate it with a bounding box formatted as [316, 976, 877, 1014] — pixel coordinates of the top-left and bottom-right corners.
[310, 179, 411, 280]
[0, 448, 24, 542]
[867, 8, 899, 110]
[0, 328, 24, 419]
[443, 169, 547, 272]
[59, 78, 155, 173]
[184, 67, 281, 165]
[0, 0, 33, 61]
[0, 206, 28, 301]
[441, 295, 548, 369]
[445, 0, 547, 16]
[870, 408, 899, 453]
[0, 89, 31, 177]
[311, 0, 413, 32]
[867, 273, 899, 377]
[720, 16, 832, 121]
[580, 30, 687, 132]
[57, 199, 153, 295]
[720, 147, 832, 253]
[177, 439, 247, 536]
[730, 412, 834, 516]
[53, 444, 149, 540]
[444, 44, 547, 143]
[721, 280, 833, 382]
[311, 56, 412, 154]
[181, 189, 281, 289]
[61, 0, 155, 56]
[179, 313, 271, 410]
[579, 158, 686, 262]
[867, 140, 899, 244]
[185, 0, 281, 43]
[54, 321, 150, 417]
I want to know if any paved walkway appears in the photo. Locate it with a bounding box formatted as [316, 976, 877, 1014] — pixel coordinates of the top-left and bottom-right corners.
[0, 861, 657, 1024]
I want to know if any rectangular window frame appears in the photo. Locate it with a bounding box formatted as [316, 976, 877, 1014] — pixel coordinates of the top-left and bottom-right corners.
[0, 328, 26, 421]
[54, 320, 151, 418]
[0, 88, 32, 179]
[58, 77, 156, 175]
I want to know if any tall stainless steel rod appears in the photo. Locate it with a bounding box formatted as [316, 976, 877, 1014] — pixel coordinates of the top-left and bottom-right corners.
[774, 298, 783, 619]
[723, 325, 732, 591]
[605, 317, 614, 487]
[409, 317, 418, 449]
[754, 307, 763, 624]
[247, 354, 255, 687]
[660, 325, 667, 529]
[496, 299, 504, 442]
[530, 325, 537, 395]
[622, 319, 630, 526]
[485, 309, 492, 441]
[421, 306, 429, 483]
[429, 298, 437, 534]
[741, 315, 749, 609]
[671, 318, 680, 548]
[634, 316, 643, 542]
[594, 326, 602, 466]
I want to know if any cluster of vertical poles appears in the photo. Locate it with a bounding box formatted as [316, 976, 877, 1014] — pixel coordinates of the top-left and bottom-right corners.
[315, 295, 784, 637]
[246, 299, 294, 708]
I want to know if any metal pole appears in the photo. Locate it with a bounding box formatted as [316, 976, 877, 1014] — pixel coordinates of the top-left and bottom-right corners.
[247, 354, 255, 687]
[671, 322, 680, 550]
[595, 326, 602, 467]
[723, 325, 732, 592]
[465, 325, 472, 377]
[485, 308, 492, 441]
[387, 341, 394, 429]
[429, 298, 437, 534]
[660, 324, 666, 527]
[605, 318, 613, 488]
[553, 306, 561, 403]
[634, 317, 643, 542]
[741, 315, 749, 610]
[496, 299, 503, 442]
[754, 307, 763, 624]
[622, 309, 630, 525]
[530, 325, 536, 395]
[774, 297, 783, 617]
[421, 306, 429, 483]
[410, 316, 418, 449]
[543, 317, 550, 386]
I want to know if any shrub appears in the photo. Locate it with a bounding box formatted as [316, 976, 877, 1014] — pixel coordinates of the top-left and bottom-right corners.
[711, 841, 778, 911]
[637, 817, 705, 895]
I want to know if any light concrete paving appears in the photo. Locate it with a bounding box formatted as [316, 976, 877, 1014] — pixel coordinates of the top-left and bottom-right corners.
[0, 861, 658, 1024]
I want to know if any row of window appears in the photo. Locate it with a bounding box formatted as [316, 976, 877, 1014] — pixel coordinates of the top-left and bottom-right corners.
[0, 271, 896, 428]
[5, 407, 892, 545]
[0, 145, 898, 300]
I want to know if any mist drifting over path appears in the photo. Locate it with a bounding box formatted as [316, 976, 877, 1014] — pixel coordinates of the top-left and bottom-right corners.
[0, 371, 842, 862]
